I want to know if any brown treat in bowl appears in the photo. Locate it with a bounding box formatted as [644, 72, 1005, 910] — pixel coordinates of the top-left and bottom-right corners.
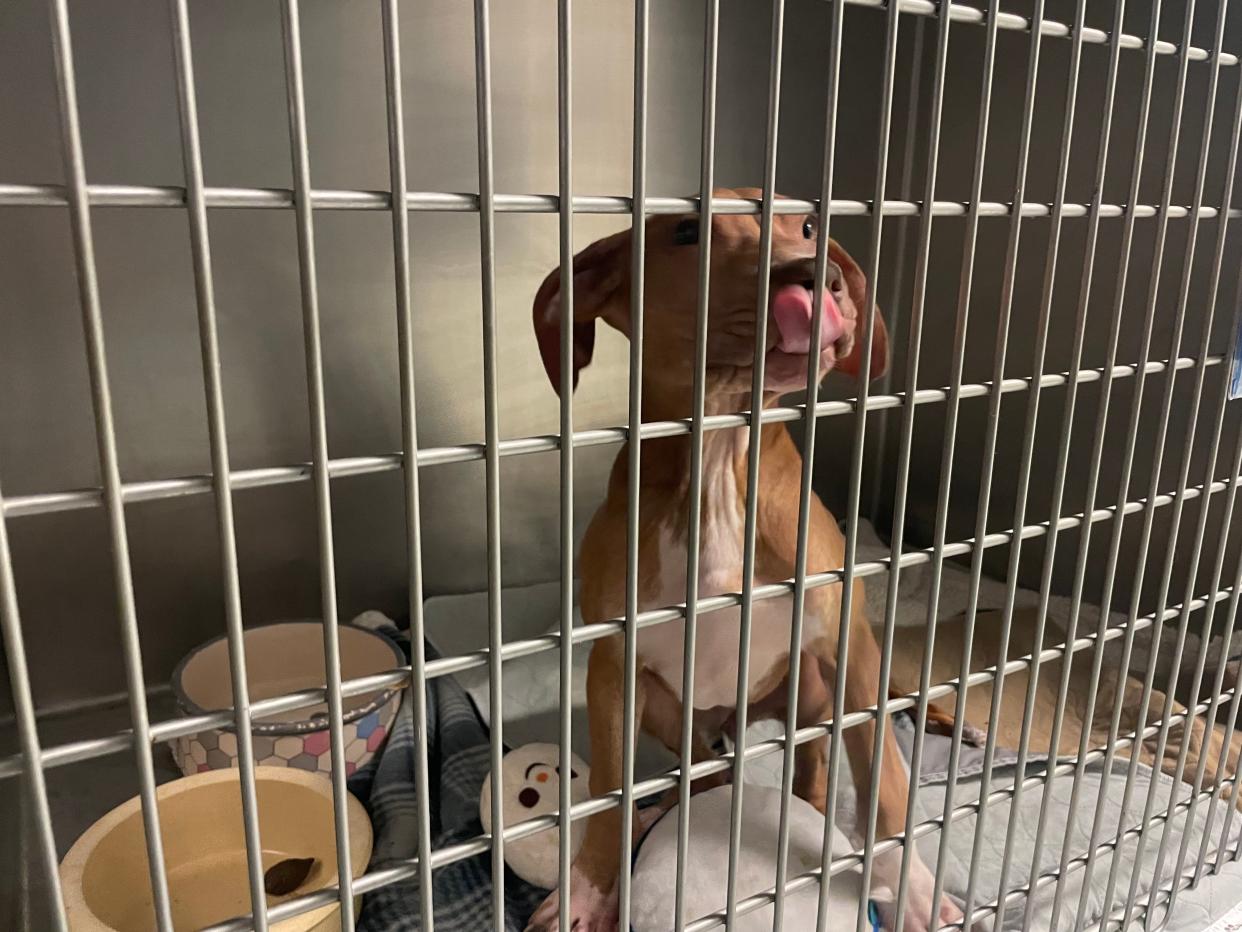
[264, 857, 318, 896]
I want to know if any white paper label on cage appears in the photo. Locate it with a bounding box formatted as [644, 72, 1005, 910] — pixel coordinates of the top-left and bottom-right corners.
[1230, 316, 1242, 400]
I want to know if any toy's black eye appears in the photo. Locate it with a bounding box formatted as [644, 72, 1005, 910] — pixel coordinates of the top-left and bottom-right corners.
[674, 218, 700, 246]
[802, 219, 815, 240]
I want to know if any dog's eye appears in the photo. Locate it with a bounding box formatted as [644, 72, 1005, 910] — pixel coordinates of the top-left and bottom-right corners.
[673, 218, 699, 246]
[802, 219, 815, 240]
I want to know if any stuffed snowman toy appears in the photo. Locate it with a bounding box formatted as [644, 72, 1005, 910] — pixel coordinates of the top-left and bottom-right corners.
[480, 743, 590, 889]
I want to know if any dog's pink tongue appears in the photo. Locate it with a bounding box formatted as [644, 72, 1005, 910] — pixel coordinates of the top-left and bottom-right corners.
[771, 284, 843, 353]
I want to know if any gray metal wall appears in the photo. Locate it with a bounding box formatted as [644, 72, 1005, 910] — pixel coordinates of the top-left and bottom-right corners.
[2, 0, 1240, 718]
[0, 0, 705, 711]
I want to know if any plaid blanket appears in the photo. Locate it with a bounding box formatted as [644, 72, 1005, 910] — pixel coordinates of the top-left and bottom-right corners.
[348, 620, 546, 931]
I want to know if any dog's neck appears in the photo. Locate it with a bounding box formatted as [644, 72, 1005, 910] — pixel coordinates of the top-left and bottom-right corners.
[610, 378, 790, 512]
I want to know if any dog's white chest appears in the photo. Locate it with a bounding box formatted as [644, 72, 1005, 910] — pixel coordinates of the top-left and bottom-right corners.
[637, 521, 801, 711]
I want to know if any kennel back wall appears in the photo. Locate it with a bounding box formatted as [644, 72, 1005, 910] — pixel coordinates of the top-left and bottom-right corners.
[3, 0, 1242, 929]
[0, 0, 912, 717]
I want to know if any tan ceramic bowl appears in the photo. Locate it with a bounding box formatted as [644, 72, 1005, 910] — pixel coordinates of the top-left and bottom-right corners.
[59, 767, 373, 931]
[170, 621, 405, 777]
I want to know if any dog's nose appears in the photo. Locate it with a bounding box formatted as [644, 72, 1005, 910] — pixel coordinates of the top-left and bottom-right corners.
[825, 263, 844, 296]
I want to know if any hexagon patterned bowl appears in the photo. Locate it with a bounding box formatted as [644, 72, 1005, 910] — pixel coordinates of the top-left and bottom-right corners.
[170, 621, 405, 778]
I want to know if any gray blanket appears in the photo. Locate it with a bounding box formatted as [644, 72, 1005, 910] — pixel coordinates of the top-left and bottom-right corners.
[885, 715, 1242, 931]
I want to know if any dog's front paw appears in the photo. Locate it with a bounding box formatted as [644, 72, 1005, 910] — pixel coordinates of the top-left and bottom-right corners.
[525, 877, 619, 932]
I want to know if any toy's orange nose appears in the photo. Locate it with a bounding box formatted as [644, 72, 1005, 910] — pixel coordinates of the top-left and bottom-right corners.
[536, 772, 549, 783]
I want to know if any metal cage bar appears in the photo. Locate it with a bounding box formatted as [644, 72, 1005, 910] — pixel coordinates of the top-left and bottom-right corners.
[850, 0, 1232, 61]
[379, 0, 436, 924]
[1185, 456, 1242, 890]
[9, 182, 1242, 220]
[865, 12, 927, 529]
[842, 0, 904, 926]
[1206, 487, 1242, 874]
[2, 355, 1224, 522]
[773, 0, 845, 925]
[673, 3, 720, 930]
[617, 2, 649, 927]
[7, 460, 1241, 784]
[0, 472, 66, 932]
[887, 0, 955, 924]
[469, 1, 506, 927]
[168, 0, 269, 926]
[43, 0, 175, 926]
[554, 0, 576, 928]
[723, 1, 785, 924]
[278, 0, 357, 924]
[816, 1, 902, 927]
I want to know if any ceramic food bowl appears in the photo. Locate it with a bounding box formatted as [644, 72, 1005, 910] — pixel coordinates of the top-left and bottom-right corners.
[59, 766, 372, 931]
[171, 621, 404, 777]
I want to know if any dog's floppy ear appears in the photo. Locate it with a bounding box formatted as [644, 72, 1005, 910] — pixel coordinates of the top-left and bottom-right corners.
[828, 238, 889, 381]
[532, 229, 631, 395]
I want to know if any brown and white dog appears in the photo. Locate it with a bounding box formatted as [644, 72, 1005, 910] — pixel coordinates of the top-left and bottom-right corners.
[525, 188, 964, 932]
